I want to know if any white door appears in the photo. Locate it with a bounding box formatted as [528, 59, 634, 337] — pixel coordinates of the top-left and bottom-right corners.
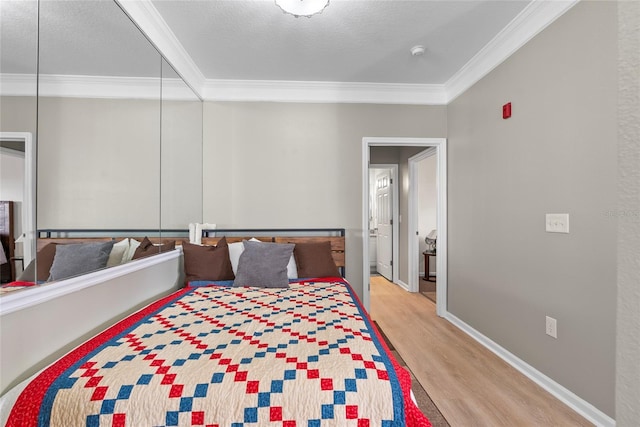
[376, 170, 393, 280]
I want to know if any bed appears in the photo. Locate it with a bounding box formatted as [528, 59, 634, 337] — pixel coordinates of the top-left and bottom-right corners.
[0, 230, 430, 426]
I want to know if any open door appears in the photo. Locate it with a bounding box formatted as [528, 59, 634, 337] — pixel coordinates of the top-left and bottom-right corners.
[375, 170, 393, 281]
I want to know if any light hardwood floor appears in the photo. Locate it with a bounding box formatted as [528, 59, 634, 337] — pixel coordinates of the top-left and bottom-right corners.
[370, 275, 592, 427]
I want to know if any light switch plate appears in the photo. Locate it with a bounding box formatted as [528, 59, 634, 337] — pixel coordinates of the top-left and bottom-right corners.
[546, 316, 558, 338]
[546, 213, 569, 233]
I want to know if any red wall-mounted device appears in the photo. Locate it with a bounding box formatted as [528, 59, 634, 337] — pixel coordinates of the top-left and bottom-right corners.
[502, 102, 512, 119]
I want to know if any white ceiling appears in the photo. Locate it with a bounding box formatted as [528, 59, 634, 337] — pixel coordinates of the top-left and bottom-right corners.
[150, 0, 530, 84]
[0, 0, 579, 103]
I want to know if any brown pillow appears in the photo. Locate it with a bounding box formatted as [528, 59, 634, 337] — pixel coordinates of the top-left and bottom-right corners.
[132, 237, 176, 260]
[17, 242, 58, 282]
[182, 237, 235, 284]
[293, 241, 340, 278]
[36, 243, 58, 282]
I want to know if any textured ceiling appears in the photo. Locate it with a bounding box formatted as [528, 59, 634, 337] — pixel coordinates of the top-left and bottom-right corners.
[152, 0, 531, 84]
[1, 0, 532, 86]
[1, 0, 161, 77]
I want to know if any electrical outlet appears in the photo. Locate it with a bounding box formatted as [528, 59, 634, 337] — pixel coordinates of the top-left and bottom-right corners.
[546, 316, 557, 339]
[545, 213, 570, 233]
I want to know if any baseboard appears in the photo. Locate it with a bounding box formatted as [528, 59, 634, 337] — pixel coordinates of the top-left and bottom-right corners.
[443, 311, 615, 427]
[396, 280, 410, 292]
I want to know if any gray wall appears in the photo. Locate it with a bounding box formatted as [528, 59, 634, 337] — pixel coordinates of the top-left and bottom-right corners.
[447, 1, 617, 417]
[616, 1, 640, 425]
[203, 102, 447, 299]
[0, 96, 37, 134]
[0, 96, 202, 230]
[36, 97, 160, 229]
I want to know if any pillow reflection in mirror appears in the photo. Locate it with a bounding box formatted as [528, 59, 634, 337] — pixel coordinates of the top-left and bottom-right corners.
[16, 243, 59, 283]
[131, 237, 175, 260]
[123, 238, 141, 263]
[48, 241, 115, 281]
[106, 238, 129, 267]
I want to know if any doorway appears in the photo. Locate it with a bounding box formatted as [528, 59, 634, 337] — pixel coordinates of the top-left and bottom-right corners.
[362, 137, 447, 317]
[368, 165, 399, 282]
[0, 132, 35, 268]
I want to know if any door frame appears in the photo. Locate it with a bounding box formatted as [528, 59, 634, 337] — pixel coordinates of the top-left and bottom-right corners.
[362, 137, 447, 317]
[369, 165, 399, 283]
[0, 132, 35, 266]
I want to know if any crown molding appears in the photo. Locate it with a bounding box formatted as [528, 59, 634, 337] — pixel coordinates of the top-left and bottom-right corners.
[0, 73, 197, 101]
[202, 79, 448, 105]
[2, 0, 578, 105]
[444, 0, 579, 103]
[0, 73, 38, 97]
[0, 73, 443, 104]
[115, 0, 206, 99]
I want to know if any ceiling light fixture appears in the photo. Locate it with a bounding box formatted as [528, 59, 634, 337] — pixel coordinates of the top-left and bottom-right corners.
[275, 0, 329, 18]
[410, 45, 426, 56]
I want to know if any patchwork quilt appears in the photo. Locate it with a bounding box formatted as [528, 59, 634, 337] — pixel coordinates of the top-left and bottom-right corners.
[7, 278, 430, 426]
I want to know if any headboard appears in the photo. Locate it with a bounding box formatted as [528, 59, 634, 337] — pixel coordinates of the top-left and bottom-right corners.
[36, 228, 346, 274]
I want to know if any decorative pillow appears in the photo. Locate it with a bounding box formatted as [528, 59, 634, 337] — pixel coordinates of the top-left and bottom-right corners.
[228, 238, 261, 275]
[37, 243, 60, 282]
[233, 240, 294, 288]
[182, 237, 234, 284]
[17, 242, 61, 282]
[123, 238, 141, 263]
[293, 241, 340, 278]
[48, 241, 115, 281]
[132, 237, 175, 260]
[229, 239, 297, 278]
[286, 254, 298, 279]
[16, 258, 36, 282]
[106, 238, 129, 267]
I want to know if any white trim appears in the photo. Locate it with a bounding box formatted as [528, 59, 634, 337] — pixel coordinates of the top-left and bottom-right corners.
[362, 137, 447, 317]
[408, 147, 437, 293]
[0, 74, 196, 101]
[0, 132, 35, 266]
[362, 142, 371, 310]
[435, 140, 447, 315]
[203, 79, 447, 105]
[115, 0, 206, 99]
[444, 311, 616, 427]
[368, 164, 399, 284]
[0, 74, 37, 97]
[0, 249, 181, 316]
[395, 279, 410, 292]
[1, 73, 445, 104]
[444, 0, 579, 102]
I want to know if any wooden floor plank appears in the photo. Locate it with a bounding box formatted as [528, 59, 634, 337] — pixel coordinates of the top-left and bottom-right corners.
[370, 276, 592, 427]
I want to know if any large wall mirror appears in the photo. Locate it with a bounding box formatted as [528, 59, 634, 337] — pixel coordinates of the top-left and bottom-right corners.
[0, 0, 203, 291]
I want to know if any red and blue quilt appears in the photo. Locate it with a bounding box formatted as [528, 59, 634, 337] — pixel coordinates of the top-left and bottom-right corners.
[7, 278, 430, 426]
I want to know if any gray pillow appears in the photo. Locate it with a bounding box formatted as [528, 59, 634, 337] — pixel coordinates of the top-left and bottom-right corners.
[48, 241, 115, 281]
[233, 240, 294, 288]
